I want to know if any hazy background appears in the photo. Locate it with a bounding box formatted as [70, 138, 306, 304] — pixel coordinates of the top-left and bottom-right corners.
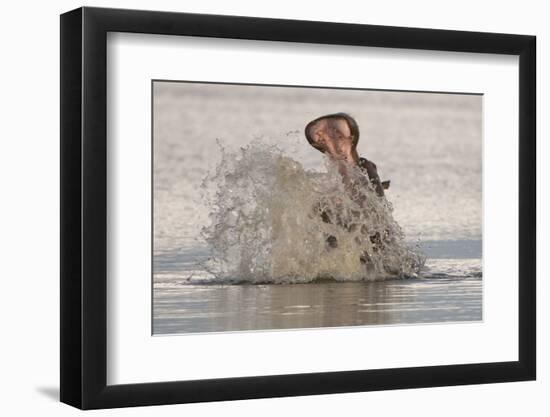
[153, 81, 482, 257]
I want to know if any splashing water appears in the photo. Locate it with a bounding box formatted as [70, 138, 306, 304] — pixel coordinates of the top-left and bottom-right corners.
[201, 139, 425, 284]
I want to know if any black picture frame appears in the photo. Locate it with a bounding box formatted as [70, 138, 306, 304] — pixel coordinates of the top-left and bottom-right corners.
[60, 6, 536, 410]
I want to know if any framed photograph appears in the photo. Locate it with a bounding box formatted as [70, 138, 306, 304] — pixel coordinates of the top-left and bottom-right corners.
[60, 6, 536, 409]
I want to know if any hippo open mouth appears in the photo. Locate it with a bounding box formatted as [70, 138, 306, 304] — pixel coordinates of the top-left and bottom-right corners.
[305, 113, 389, 196]
[305, 112, 360, 165]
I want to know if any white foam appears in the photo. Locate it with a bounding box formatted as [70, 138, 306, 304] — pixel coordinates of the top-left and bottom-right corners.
[200, 139, 424, 283]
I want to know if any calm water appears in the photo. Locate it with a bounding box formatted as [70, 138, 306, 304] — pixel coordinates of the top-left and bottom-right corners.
[152, 82, 482, 334]
[154, 277, 481, 335]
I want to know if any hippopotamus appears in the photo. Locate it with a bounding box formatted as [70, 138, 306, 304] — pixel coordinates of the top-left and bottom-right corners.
[304, 113, 389, 197]
[304, 113, 390, 259]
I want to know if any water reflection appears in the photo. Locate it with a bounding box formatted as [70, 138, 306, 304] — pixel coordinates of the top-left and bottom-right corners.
[153, 277, 482, 335]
